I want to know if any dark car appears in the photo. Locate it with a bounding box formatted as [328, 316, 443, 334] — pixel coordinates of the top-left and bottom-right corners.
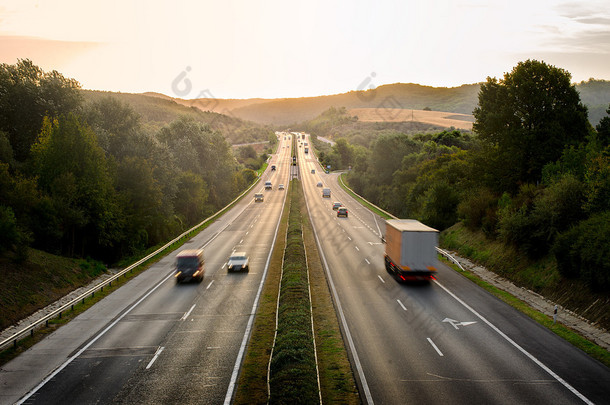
[337, 207, 348, 217]
[175, 249, 204, 283]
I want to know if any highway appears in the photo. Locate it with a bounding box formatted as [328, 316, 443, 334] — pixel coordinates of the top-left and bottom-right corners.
[296, 133, 610, 405]
[2, 135, 292, 405]
[2, 132, 609, 404]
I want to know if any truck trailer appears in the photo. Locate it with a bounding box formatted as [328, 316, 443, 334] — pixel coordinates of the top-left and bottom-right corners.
[384, 219, 438, 282]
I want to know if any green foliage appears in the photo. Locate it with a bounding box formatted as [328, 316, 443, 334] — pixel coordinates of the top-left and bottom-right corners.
[269, 181, 319, 404]
[173, 171, 208, 227]
[553, 212, 610, 291]
[457, 188, 498, 234]
[0, 59, 82, 161]
[420, 181, 459, 230]
[584, 149, 610, 214]
[30, 114, 122, 256]
[473, 59, 590, 191]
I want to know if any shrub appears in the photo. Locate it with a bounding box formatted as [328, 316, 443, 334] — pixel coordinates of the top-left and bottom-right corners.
[553, 212, 610, 292]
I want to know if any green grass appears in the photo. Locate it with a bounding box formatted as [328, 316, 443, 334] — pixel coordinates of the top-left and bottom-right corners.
[268, 180, 319, 404]
[440, 224, 610, 368]
[235, 179, 359, 404]
[338, 173, 394, 220]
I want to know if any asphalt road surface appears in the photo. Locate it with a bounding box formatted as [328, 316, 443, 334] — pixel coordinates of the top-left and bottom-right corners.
[3, 135, 292, 405]
[2, 132, 609, 404]
[296, 134, 610, 405]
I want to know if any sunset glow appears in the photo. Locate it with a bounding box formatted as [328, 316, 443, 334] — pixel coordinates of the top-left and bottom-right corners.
[1, 0, 608, 98]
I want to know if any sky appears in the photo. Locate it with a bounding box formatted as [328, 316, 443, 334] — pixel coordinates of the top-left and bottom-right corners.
[0, 0, 608, 99]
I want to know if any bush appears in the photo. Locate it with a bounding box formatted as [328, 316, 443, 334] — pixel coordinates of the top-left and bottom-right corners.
[553, 212, 610, 291]
[457, 188, 497, 232]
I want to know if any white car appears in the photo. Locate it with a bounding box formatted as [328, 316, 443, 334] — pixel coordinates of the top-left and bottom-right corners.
[228, 252, 249, 272]
[278, 184, 285, 190]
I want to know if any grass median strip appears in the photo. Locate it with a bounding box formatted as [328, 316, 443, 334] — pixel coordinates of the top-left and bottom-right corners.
[235, 179, 359, 404]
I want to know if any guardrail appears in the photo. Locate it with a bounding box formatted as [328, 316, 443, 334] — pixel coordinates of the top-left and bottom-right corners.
[0, 176, 262, 352]
[337, 173, 463, 268]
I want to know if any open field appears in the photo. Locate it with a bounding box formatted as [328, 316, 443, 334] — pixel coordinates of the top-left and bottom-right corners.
[349, 108, 474, 130]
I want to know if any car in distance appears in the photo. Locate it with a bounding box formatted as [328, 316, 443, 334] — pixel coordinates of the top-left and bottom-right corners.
[337, 207, 348, 217]
[175, 249, 204, 283]
[332, 202, 342, 210]
[265, 181, 272, 190]
[317, 182, 323, 187]
[311, 169, 315, 174]
[278, 184, 285, 190]
[254, 193, 264, 202]
[271, 165, 276, 171]
[322, 188, 331, 198]
[228, 251, 249, 272]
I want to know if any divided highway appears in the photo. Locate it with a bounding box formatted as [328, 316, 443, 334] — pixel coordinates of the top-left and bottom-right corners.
[296, 134, 609, 405]
[1, 137, 292, 405]
[2, 132, 609, 404]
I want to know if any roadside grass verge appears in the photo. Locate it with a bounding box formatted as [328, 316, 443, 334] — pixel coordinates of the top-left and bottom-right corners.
[338, 173, 393, 220]
[441, 224, 610, 368]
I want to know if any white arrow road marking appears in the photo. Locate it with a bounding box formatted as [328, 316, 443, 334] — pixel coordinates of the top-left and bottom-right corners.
[442, 318, 477, 330]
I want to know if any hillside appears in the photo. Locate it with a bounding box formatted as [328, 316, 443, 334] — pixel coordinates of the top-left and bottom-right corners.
[144, 79, 610, 127]
[81, 90, 274, 144]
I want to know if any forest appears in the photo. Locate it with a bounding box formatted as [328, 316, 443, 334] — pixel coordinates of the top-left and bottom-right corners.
[308, 60, 610, 294]
[0, 59, 272, 264]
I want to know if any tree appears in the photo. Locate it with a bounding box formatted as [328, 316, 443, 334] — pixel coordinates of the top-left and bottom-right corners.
[595, 104, 610, 147]
[30, 114, 120, 257]
[84, 96, 141, 159]
[0, 59, 82, 161]
[473, 60, 589, 192]
[173, 171, 208, 227]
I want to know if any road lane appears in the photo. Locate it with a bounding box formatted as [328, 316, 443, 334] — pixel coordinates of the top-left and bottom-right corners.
[298, 133, 609, 405]
[10, 135, 291, 405]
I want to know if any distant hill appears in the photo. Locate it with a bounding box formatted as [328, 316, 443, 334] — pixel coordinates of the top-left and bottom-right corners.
[143, 79, 610, 127]
[81, 90, 274, 144]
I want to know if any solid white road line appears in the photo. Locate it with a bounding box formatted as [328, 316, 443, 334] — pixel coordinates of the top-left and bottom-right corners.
[427, 338, 444, 357]
[304, 186, 375, 405]
[146, 346, 165, 369]
[181, 304, 196, 321]
[16, 271, 176, 404]
[433, 279, 593, 404]
[223, 179, 288, 405]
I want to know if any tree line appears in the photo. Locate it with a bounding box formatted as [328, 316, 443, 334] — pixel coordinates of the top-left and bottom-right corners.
[315, 60, 610, 292]
[0, 59, 263, 263]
